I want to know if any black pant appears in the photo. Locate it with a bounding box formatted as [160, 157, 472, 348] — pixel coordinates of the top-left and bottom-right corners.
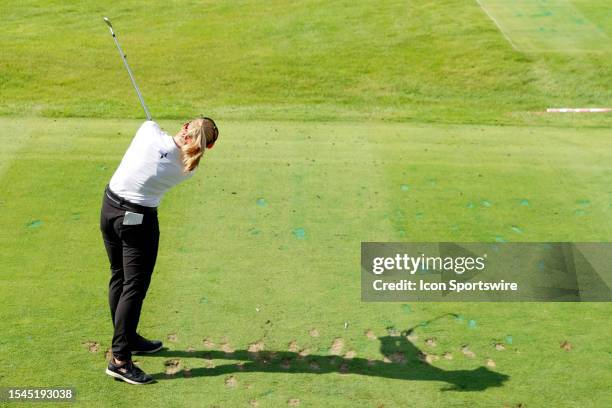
[99, 185, 159, 360]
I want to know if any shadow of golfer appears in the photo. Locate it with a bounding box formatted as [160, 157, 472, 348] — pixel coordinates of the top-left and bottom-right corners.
[149, 331, 508, 391]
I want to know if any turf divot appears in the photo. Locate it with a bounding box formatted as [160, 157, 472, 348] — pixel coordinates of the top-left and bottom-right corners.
[329, 338, 344, 355]
[164, 359, 180, 377]
[83, 341, 100, 353]
[461, 346, 476, 358]
[224, 375, 237, 387]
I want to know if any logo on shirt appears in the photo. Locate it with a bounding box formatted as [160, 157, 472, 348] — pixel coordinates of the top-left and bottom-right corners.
[159, 150, 169, 159]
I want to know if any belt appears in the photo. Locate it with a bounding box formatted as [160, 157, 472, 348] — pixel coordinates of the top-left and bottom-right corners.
[104, 185, 157, 214]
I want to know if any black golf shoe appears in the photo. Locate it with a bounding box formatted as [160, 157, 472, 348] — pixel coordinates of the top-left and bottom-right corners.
[105, 359, 154, 385]
[131, 333, 163, 354]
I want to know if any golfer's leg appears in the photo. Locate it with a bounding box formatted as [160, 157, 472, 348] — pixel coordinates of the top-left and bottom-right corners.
[100, 198, 125, 326]
[132, 218, 159, 330]
[111, 215, 159, 359]
[103, 238, 124, 325]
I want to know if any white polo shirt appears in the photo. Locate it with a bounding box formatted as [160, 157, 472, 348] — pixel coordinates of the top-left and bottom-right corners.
[109, 121, 195, 207]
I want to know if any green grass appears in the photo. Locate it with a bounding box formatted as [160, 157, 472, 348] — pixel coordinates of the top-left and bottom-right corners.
[478, 0, 611, 52]
[1, 0, 611, 406]
[1, 118, 611, 407]
[0, 0, 610, 126]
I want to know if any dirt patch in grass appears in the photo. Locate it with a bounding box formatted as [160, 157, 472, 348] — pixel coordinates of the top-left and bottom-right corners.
[309, 328, 319, 337]
[167, 333, 178, 342]
[164, 359, 181, 377]
[461, 345, 476, 358]
[221, 343, 235, 355]
[288, 341, 300, 352]
[387, 352, 406, 365]
[248, 341, 265, 353]
[202, 338, 215, 348]
[365, 329, 377, 340]
[419, 351, 439, 364]
[203, 357, 215, 368]
[330, 338, 344, 355]
[560, 340, 573, 351]
[83, 341, 99, 353]
[224, 375, 237, 388]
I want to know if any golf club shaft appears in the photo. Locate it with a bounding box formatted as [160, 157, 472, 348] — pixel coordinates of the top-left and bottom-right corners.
[104, 18, 152, 121]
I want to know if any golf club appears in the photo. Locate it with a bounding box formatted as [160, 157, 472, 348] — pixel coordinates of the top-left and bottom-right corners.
[103, 17, 152, 121]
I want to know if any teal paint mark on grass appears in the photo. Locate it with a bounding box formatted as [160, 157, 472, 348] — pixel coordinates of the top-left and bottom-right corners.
[400, 184, 410, 192]
[519, 199, 530, 206]
[468, 319, 477, 328]
[466, 202, 475, 209]
[455, 315, 464, 322]
[26, 220, 42, 229]
[511, 226, 523, 234]
[494, 236, 506, 243]
[576, 199, 590, 207]
[292, 227, 306, 239]
[505, 335, 513, 345]
[481, 200, 492, 208]
[532, 11, 553, 18]
[574, 209, 587, 216]
[256, 198, 267, 207]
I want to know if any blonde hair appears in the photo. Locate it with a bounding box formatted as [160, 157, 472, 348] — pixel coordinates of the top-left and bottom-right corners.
[180, 117, 218, 173]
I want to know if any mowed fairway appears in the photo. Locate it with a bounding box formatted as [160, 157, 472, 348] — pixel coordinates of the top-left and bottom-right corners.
[1, 118, 611, 407]
[477, 0, 611, 52]
[0, 0, 611, 406]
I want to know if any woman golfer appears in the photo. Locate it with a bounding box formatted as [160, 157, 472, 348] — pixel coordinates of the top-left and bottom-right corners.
[99, 117, 218, 384]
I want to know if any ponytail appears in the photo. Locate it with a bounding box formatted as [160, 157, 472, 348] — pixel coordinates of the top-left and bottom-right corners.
[180, 117, 219, 173]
